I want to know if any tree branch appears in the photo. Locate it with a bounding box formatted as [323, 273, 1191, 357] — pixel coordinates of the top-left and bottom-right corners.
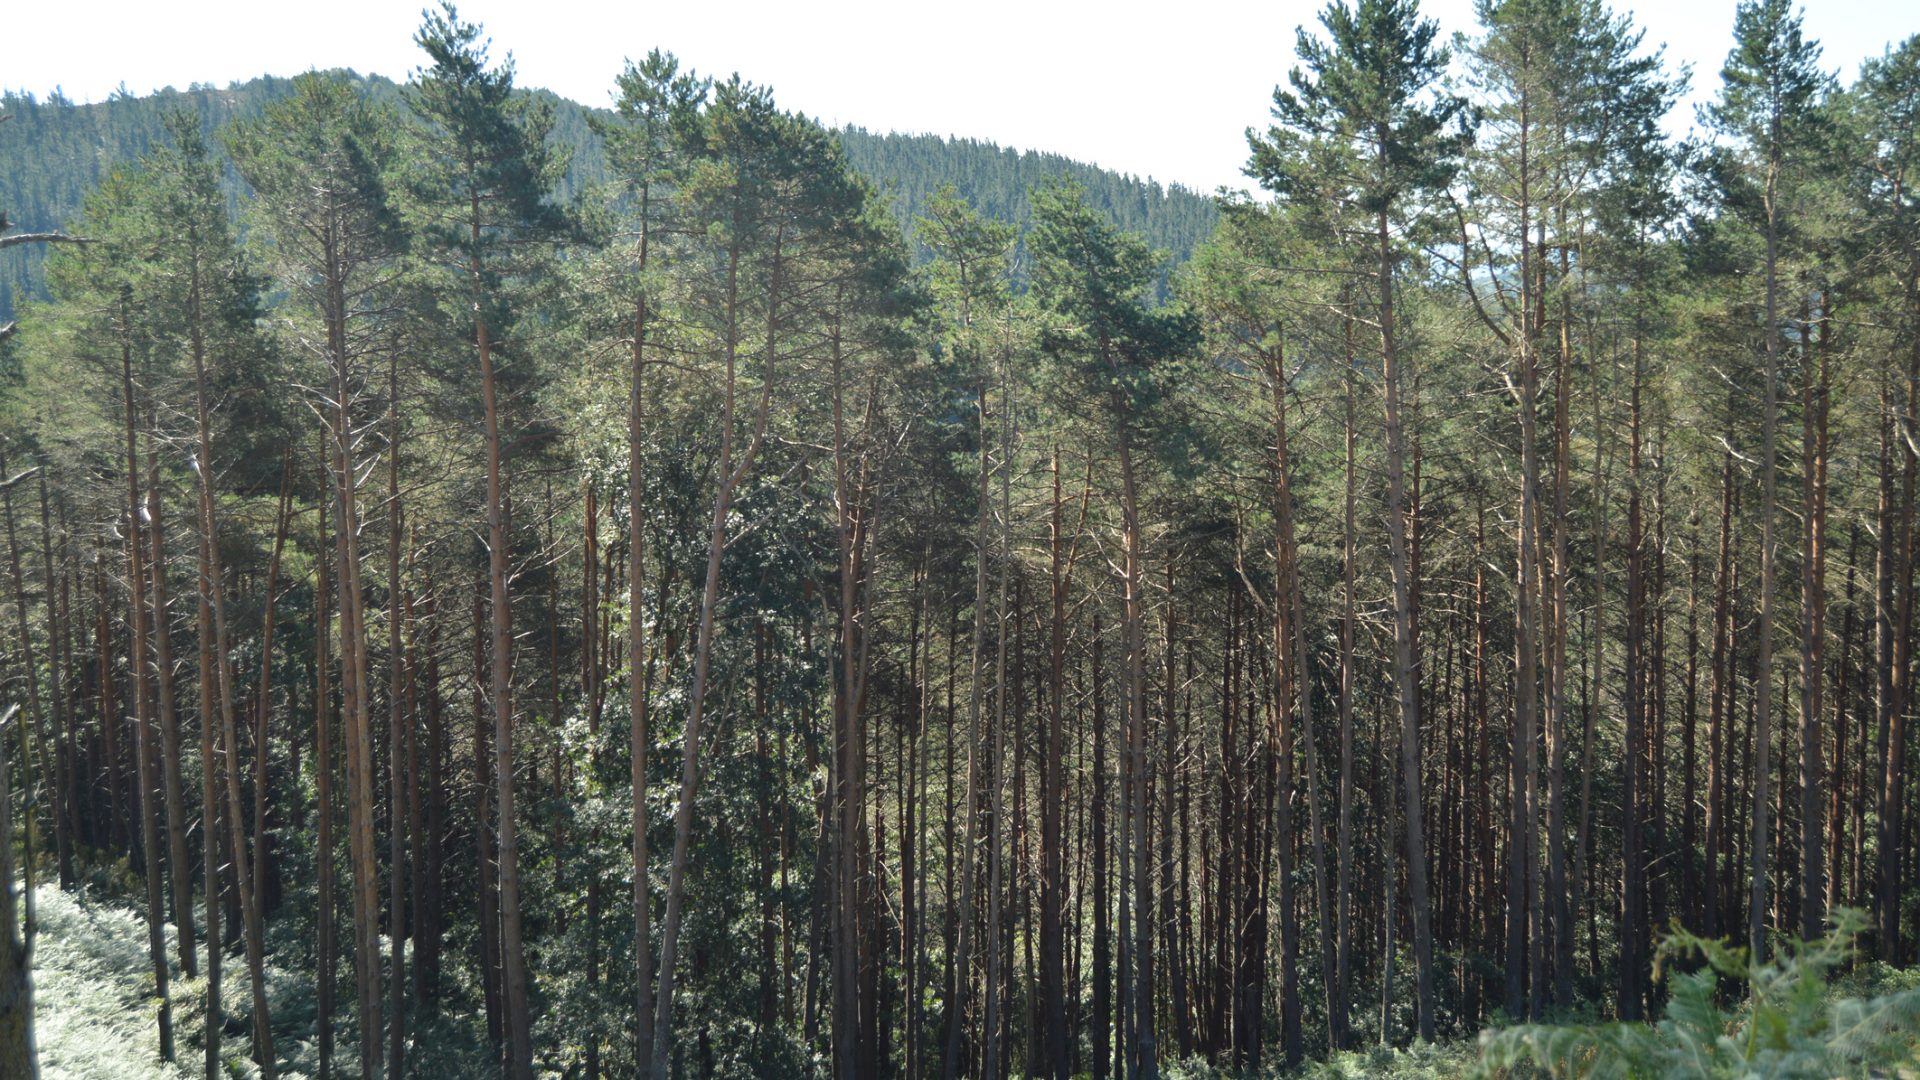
[0, 231, 92, 251]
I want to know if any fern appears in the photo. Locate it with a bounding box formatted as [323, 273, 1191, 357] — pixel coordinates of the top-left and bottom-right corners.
[1473, 908, 1920, 1079]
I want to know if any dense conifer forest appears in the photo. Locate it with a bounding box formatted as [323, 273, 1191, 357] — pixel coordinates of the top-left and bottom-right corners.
[3, 1, 1920, 1077]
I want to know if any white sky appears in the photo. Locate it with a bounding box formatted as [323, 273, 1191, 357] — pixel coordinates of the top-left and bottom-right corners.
[7, 0, 1914, 193]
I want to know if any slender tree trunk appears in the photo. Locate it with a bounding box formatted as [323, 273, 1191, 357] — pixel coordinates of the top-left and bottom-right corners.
[1091, 611, 1110, 1080]
[1334, 342, 1358, 1049]
[120, 322, 175, 1063]
[1376, 200, 1435, 1042]
[1270, 348, 1338, 1053]
[314, 484, 335, 1080]
[1800, 298, 1829, 938]
[1750, 162, 1782, 963]
[471, 220, 534, 1076]
[1877, 280, 1918, 961]
[40, 473, 79, 893]
[0, 682, 36, 1077]
[629, 189, 657, 1070]
[187, 274, 277, 1078]
[984, 341, 1013, 1080]
[142, 447, 197, 984]
[1547, 240, 1575, 1008]
[382, 358, 409, 1072]
[2, 454, 66, 915]
[943, 343, 993, 1080]
[1108, 382, 1156, 1078]
[1620, 343, 1648, 1021]
[829, 318, 879, 1080]
[1042, 452, 1070, 1079]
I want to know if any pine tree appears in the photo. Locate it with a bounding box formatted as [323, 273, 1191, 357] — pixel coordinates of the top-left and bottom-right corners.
[406, 7, 574, 1075]
[1708, 0, 1834, 963]
[1248, 0, 1469, 1041]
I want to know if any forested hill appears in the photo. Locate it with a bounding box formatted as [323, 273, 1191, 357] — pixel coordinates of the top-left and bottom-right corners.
[835, 127, 1218, 258]
[0, 72, 1216, 320]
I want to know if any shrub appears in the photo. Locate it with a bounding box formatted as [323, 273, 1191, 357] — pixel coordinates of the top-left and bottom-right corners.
[1474, 909, 1920, 1079]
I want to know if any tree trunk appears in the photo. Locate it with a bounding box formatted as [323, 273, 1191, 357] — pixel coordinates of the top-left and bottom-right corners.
[314, 484, 335, 1080]
[188, 274, 277, 1078]
[385, 361, 409, 1072]
[1750, 160, 1782, 964]
[0, 695, 36, 1079]
[119, 322, 175, 1063]
[1376, 201, 1435, 1043]
[1800, 298, 1829, 938]
[142, 447, 197, 985]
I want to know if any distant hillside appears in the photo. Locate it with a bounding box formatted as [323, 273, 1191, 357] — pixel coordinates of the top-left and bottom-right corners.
[0, 73, 1217, 320]
[834, 128, 1218, 262]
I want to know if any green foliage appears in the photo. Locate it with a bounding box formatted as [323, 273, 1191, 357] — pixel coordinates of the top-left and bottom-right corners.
[840, 128, 1218, 275]
[1474, 910, 1920, 1078]
[1029, 176, 1200, 427]
[1247, 0, 1471, 219]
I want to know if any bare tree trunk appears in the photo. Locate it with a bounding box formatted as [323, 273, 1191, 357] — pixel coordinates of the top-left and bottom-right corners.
[1800, 298, 1829, 938]
[1269, 348, 1338, 1053]
[120, 321, 175, 1063]
[943, 326, 993, 1080]
[314, 484, 335, 1080]
[1576, 345, 1611, 972]
[385, 359, 410, 1073]
[1877, 280, 1918, 962]
[1335, 340, 1357, 1050]
[829, 318, 880, 1080]
[983, 337, 1013, 1080]
[471, 221, 534, 1076]
[1090, 610, 1110, 1080]
[628, 194, 658, 1071]
[472, 577, 502, 1049]
[1041, 452, 1070, 1079]
[1376, 204, 1435, 1042]
[36, 472, 78, 893]
[0, 456, 42, 1080]
[187, 277, 277, 1078]
[186, 489, 223, 1080]
[1621, 344, 1648, 1020]
[1505, 154, 1541, 1026]
[1108, 382, 1156, 1078]
[1750, 162, 1782, 964]
[143, 446, 197, 984]
[0, 695, 36, 1079]
[1546, 226, 1575, 1009]
[3, 453, 65, 917]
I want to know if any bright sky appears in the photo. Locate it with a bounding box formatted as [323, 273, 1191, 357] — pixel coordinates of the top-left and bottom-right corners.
[8, 0, 1914, 193]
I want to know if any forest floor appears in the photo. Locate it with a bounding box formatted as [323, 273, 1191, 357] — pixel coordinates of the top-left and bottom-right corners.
[24, 877, 1491, 1080]
[28, 880, 308, 1080]
[32, 882, 200, 1079]
[25, 876, 1488, 1080]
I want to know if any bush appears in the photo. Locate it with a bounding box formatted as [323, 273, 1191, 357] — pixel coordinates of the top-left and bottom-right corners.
[1474, 909, 1920, 1079]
